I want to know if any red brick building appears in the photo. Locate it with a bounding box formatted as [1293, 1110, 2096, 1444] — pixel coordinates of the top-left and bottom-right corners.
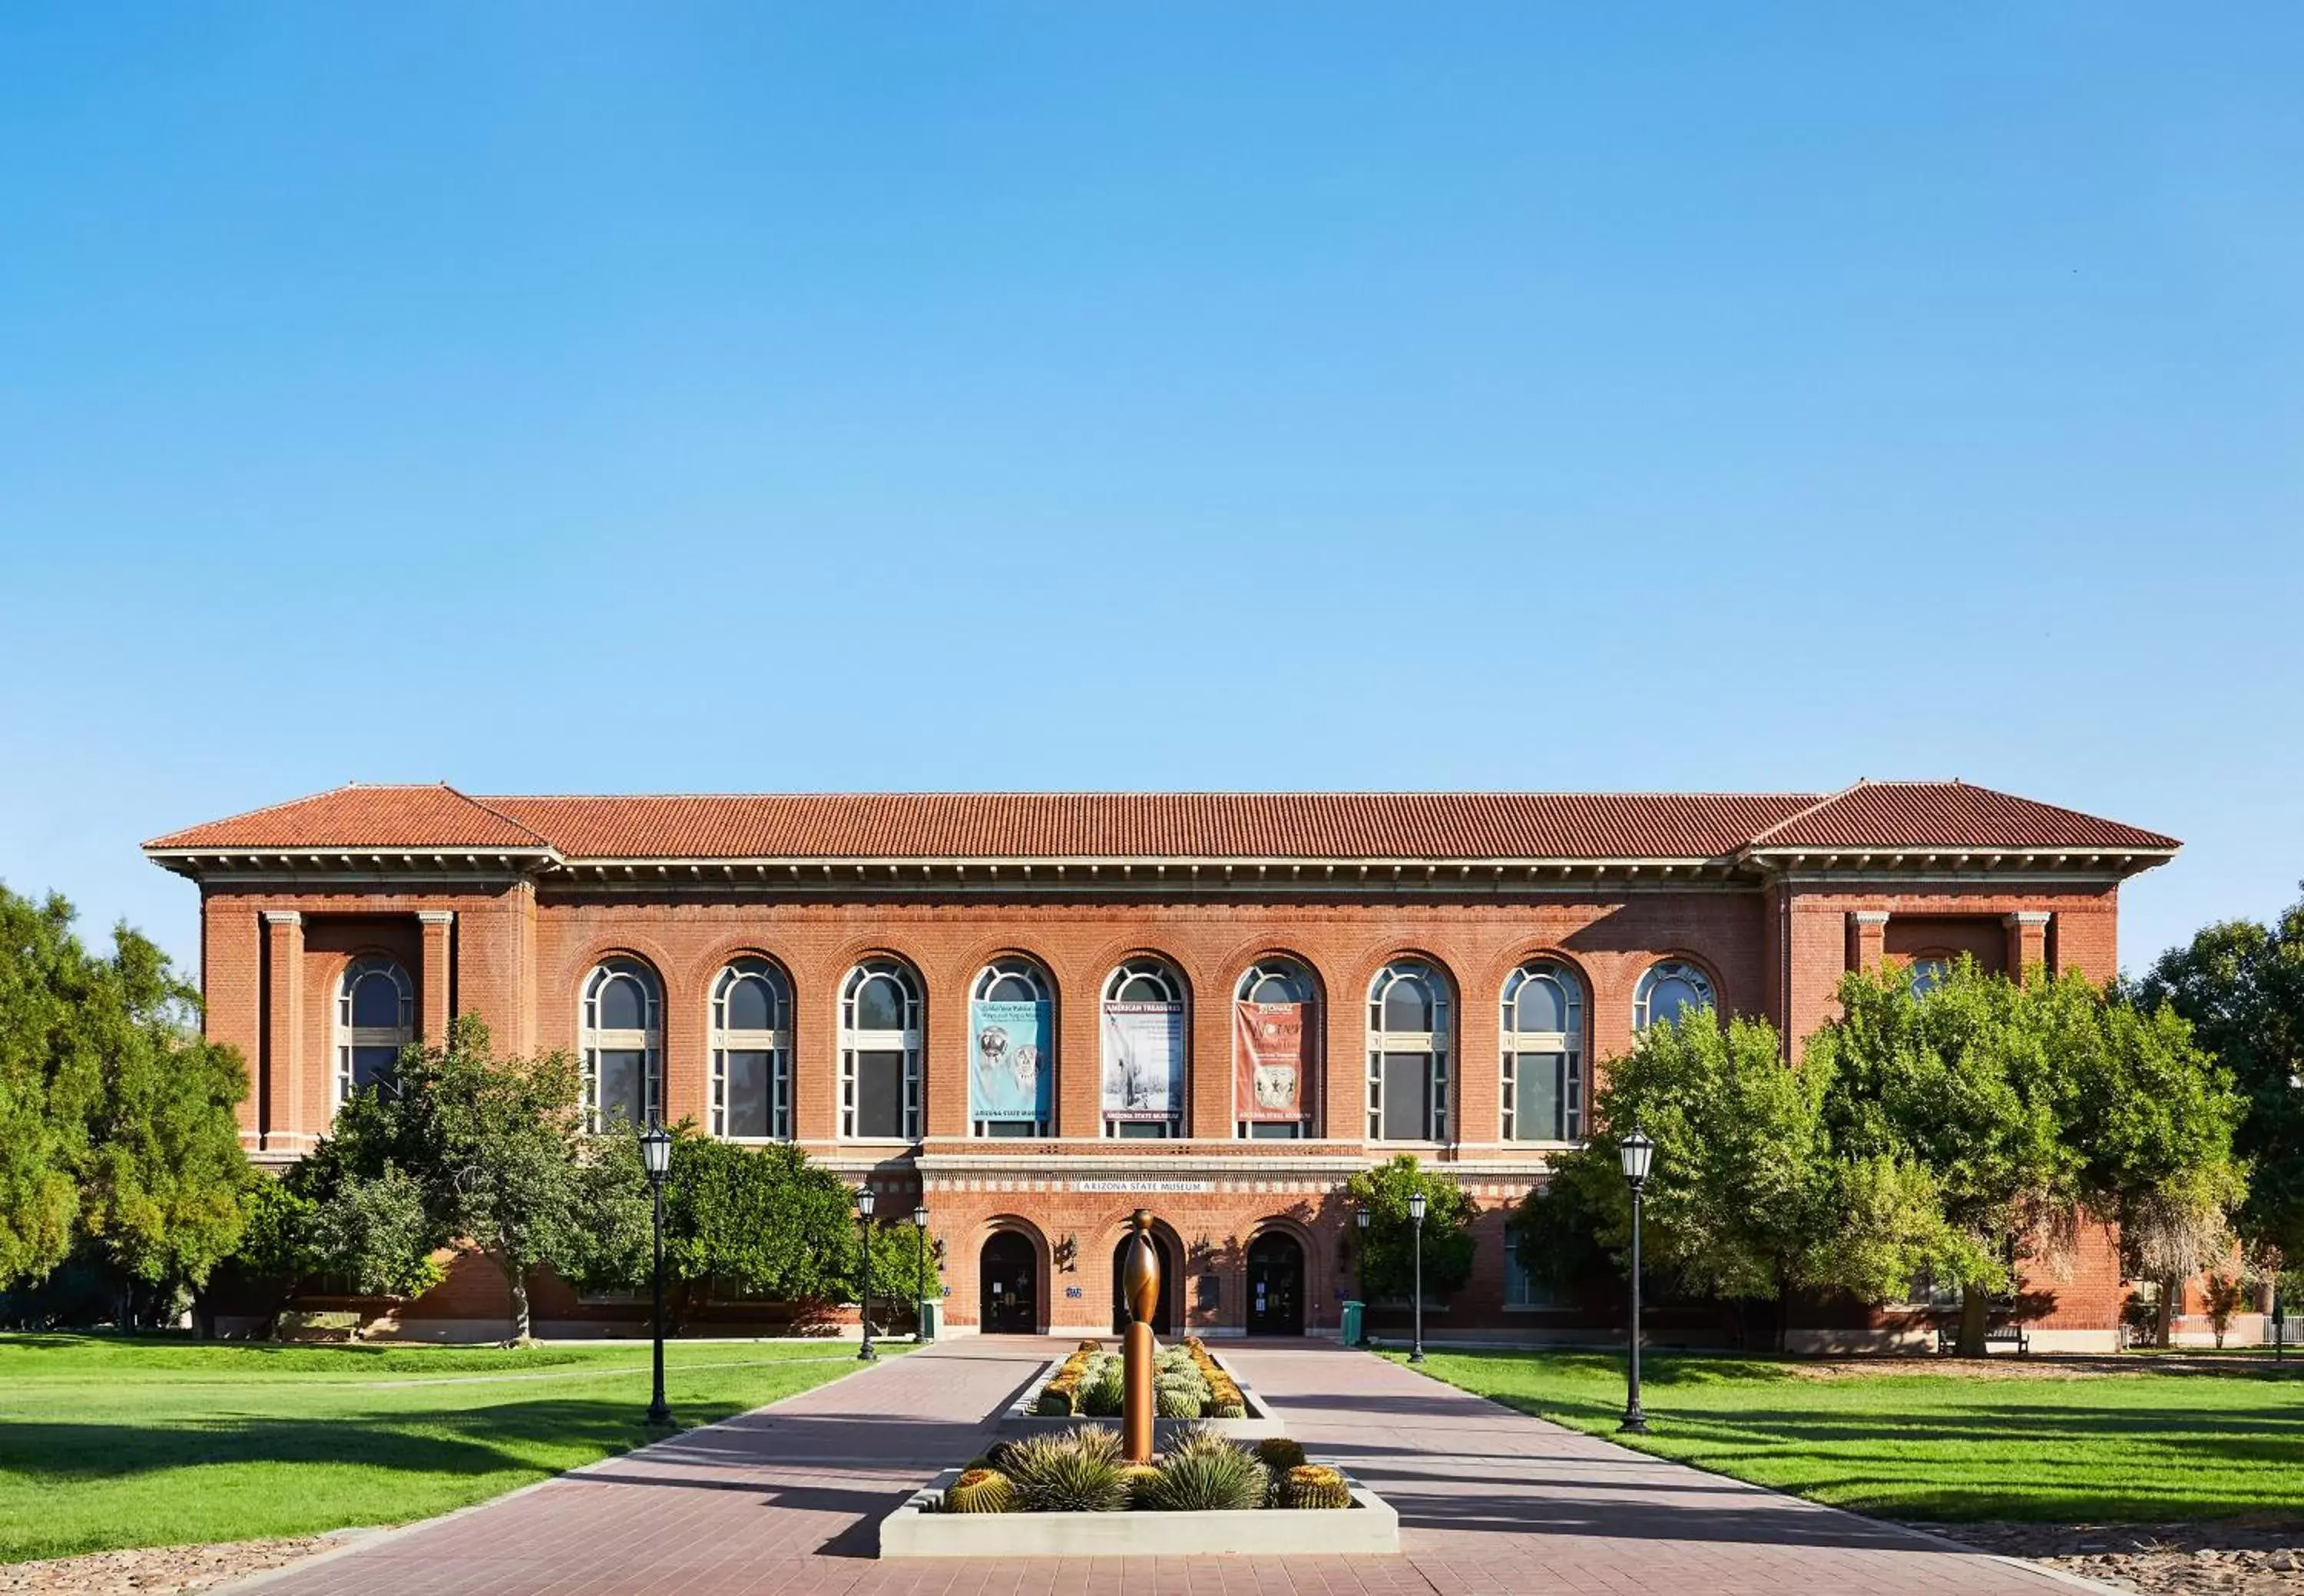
[148, 780, 2177, 1347]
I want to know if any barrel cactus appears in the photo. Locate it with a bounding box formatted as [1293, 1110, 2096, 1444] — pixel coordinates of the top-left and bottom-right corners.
[1121, 1462, 1162, 1507]
[1254, 1437, 1308, 1472]
[1155, 1384, 1201, 1419]
[1279, 1465, 1352, 1510]
[945, 1468, 1017, 1513]
[1081, 1369, 1126, 1417]
[1035, 1384, 1078, 1416]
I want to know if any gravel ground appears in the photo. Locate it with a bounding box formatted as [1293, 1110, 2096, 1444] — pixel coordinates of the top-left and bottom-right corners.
[0, 1534, 358, 1595]
[1938, 1520, 2304, 1593]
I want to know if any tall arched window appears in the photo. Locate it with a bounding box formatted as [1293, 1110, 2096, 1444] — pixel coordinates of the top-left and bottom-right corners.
[1235, 959, 1319, 1140]
[841, 959, 922, 1141]
[712, 958, 792, 1140]
[582, 958, 663, 1130]
[336, 956, 413, 1106]
[1368, 960, 1451, 1141]
[1501, 960, 1585, 1143]
[1633, 959, 1714, 1032]
[972, 957, 1053, 1138]
[1101, 958, 1187, 1138]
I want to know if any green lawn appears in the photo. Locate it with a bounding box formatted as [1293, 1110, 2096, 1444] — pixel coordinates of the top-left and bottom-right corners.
[1389, 1347, 2304, 1524]
[0, 1334, 905, 1563]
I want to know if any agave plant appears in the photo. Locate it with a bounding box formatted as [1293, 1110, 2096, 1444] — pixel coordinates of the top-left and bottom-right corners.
[1141, 1445, 1268, 1512]
[1005, 1427, 1131, 1513]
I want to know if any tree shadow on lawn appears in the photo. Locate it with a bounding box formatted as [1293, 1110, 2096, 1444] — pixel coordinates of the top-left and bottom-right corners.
[0, 1398, 710, 1485]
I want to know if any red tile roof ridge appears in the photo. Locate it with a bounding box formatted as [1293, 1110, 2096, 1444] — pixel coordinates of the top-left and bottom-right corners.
[139, 781, 453, 849]
[475, 787, 1831, 801]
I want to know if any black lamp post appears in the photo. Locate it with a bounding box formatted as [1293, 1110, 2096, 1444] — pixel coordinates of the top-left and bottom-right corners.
[638, 1121, 673, 1427]
[1619, 1125, 1656, 1434]
[856, 1186, 879, 1362]
[1408, 1189, 1428, 1364]
[912, 1203, 931, 1341]
[1354, 1205, 1372, 1347]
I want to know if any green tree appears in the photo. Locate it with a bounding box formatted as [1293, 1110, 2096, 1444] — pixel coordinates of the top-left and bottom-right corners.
[574, 1132, 935, 1333]
[0, 886, 251, 1316]
[2136, 895, 2304, 1265]
[1813, 959, 2241, 1354]
[230, 1163, 444, 1336]
[1518, 1008, 1965, 1349]
[323, 1015, 602, 1342]
[1344, 1155, 1475, 1302]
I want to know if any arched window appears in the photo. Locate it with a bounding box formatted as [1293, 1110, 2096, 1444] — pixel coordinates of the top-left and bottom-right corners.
[581, 959, 663, 1130]
[336, 956, 412, 1106]
[1908, 953, 1954, 998]
[1235, 959, 1319, 1140]
[1501, 960, 1585, 1142]
[841, 959, 922, 1141]
[1368, 960, 1451, 1141]
[712, 958, 792, 1140]
[1101, 958, 1186, 1138]
[1633, 959, 1714, 1032]
[972, 957, 1054, 1138]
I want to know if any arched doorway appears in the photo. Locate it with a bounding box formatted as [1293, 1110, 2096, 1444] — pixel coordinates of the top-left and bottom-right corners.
[1111, 1230, 1178, 1336]
[1246, 1231, 1306, 1336]
[980, 1231, 1038, 1334]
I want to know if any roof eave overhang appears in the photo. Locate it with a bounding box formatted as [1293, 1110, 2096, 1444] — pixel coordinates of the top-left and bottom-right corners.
[1737, 844, 2178, 882]
[143, 846, 566, 883]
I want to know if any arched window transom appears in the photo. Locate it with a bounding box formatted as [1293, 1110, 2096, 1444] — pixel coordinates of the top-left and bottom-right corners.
[1502, 960, 1585, 1143]
[1368, 960, 1451, 1141]
[1908, 953, 1953, 998]
[581, 958, 664, 1131]
[1235, 959, 1319, 1140]
[336, 956, 413, 1107]
[712, 958, 792, 1141]
[841, 959, 922, 1141]
[972, 957, 1053, 1138]
[1634, 960, 1714, 1032]
[1101, 958, 1186, 1138]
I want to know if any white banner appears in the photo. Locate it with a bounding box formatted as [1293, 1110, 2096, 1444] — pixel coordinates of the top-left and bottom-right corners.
[1101, 1001, 1184, 1121]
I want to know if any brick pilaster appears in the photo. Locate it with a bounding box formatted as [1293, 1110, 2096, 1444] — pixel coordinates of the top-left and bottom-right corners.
[1847, 910, 1889, 973]
[261, 911, 309, 1156]
[2007, 911, 2051, 981]
[416, 910, 454, 1048]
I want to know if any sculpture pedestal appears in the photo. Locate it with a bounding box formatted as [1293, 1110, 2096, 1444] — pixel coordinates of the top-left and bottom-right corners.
[1122, 1321, 1154, 1462]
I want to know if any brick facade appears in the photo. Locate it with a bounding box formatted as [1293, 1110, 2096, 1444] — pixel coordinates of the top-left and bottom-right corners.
[151, 781, 2177, 1346]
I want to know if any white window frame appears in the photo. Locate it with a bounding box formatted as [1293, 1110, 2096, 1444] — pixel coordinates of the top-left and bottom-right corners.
[1633, 959, 1714, 1032]
[1501, 960, 1584, 1144]
[1234, 959, 1318, 1141]
[1367, 960, 1450, 1142]
[972, 957, 1053, 1139]
[711, 957, 793, 1141]
[1102, 958, 1187, 1139]
[581, 958, 664, 1131]
[840, 959, 922, 1142]
[336, 955, 414, 1110]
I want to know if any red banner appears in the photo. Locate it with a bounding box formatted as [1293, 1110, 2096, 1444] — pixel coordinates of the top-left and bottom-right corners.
[1234, 1002, 1309, 1123]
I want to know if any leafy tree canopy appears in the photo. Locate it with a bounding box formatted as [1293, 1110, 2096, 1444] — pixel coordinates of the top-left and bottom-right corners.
[1345, 1155, 1475, 1301]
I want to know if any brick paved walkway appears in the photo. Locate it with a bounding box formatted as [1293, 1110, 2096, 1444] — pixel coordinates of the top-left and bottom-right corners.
[232, 1339, 2090, 1596]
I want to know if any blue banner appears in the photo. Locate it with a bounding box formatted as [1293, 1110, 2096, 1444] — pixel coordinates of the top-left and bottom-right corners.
[971, 999, 1052, 1123]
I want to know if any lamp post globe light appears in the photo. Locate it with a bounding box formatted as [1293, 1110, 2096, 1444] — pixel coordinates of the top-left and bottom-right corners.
[1354, 1205, 1372, 1347]
[1618, 1126, 1656, 1435]
[856, 1186, 879, 1363]
[1407, 1188, 1428, 1365]
[912, 1203, 930, 1342]
[637, 1121, 674, 1428]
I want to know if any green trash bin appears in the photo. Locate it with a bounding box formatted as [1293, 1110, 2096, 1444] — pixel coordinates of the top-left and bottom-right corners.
[1340, 1300, 1365, 1347]
[917, 1299, 941, 1342]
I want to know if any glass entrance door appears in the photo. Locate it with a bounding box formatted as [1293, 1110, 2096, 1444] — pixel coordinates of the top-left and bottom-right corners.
[980, 1231, 1038, 1333]
[1246, 1232, 1305, 1335]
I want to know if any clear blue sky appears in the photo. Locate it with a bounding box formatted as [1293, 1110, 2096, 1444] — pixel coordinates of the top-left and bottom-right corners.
[2, 5, 2298, 978]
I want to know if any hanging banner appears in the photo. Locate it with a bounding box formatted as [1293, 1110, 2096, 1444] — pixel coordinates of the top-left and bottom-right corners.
[1235, 1002, 1309, 1122]
[1101, 1001, 1184, 1121]
[970, 1000, 1051, 1124]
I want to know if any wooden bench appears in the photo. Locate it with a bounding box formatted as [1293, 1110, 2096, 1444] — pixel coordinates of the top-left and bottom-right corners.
[1935, 1323, 2029, 1356]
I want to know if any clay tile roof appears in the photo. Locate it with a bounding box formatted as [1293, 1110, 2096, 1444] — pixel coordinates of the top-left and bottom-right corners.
[477, 791, 1819, 862]
[1743, 780, 2180, 853]
[144, 782, 2177, 863]
[144, 784, 552, 853]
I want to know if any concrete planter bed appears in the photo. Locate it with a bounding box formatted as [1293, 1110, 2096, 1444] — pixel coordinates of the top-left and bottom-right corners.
[879, 1466, 1399, 1558]
[998, 1351, 1285, 1440]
